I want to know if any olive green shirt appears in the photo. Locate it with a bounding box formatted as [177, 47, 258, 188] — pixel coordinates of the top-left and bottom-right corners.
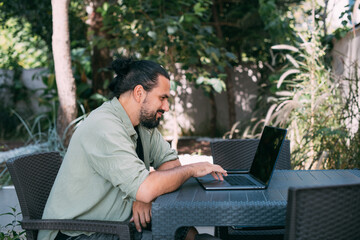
[38, 97, 178, 240]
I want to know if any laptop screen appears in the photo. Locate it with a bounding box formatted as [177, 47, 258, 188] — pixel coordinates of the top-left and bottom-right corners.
[249, 126, 287, 185]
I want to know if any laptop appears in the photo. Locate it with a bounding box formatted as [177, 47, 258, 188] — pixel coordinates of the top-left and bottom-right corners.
[197, 126, 287, 190]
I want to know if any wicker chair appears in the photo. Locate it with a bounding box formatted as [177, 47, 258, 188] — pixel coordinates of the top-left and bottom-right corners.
[211, 139, 291, 171]
[285, 183, 360, 240]
[6, 152, 134, 240]
[212, 139, 291, 240]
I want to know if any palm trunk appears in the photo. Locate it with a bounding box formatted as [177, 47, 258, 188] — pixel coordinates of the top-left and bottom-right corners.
[52, 0, 78, 146]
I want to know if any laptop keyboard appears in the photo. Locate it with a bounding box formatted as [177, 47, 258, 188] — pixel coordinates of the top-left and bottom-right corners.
[224, 176, 256, 186]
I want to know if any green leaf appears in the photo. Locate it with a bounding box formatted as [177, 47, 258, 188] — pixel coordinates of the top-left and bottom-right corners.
[218, 73, 227, 80]
[147, 31, 157, 40]
[103, 2, 109, 12]
[0, 212, 15, 217]
[194, 3, 205, 16]
[275, 91, 293, 97]
[225, 52, 237, 61]
[90, 93, 108, 102]
[47, 74, 55, 88]
[183, 13, 196, 23]
[167, 26, 178, 35]
[271, 44, 299, 52]
[170, 80, 180, 91]
[211, 79, 224, 93]
[200, 56, 211, 64]
[285, 54, 299, 68]
[196, 76, 205, 85]
[185, 73, 194, 82]
[210, 52, 219, 63]
[278, 69, 300, 88]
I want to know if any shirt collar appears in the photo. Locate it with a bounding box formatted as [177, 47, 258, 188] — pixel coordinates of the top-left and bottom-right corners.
[110, 97, 137, 137]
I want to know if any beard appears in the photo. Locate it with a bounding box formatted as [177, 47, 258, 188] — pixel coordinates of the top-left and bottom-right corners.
[139, 106, 164, 129]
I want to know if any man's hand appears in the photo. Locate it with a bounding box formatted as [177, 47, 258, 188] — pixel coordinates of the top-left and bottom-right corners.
[130, 201, 152, 232]
[190, 162, 227, 181]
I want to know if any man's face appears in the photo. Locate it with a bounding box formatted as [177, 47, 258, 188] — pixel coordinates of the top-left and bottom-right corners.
[139, 75, 170, 129]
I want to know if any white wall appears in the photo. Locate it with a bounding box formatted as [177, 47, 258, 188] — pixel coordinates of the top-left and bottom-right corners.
[332, 26, 360, 135]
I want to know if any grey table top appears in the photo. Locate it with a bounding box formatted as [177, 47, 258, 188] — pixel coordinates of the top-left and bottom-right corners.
[151, 169, 360, 240]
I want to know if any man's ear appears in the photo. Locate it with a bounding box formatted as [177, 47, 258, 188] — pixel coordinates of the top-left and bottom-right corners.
[133, 85, 146, 103]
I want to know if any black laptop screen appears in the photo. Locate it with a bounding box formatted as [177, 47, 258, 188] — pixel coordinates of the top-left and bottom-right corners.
[249, 126, 287, 185]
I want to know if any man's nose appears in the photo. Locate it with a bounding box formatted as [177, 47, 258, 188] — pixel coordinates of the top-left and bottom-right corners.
[162, 99, 169, 112]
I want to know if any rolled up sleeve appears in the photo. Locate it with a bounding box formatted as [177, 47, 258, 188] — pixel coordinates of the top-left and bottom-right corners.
[86, 125, 149, 200]
[149, 128, 178, 169]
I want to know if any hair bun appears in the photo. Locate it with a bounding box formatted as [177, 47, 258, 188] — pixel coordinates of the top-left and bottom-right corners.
[111, 57, 133, 76]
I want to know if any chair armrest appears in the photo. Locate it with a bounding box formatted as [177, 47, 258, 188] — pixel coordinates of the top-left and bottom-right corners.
[21, 219, 135, 239]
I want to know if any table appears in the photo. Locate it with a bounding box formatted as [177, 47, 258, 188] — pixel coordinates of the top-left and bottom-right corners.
[151, 170, 360, 240]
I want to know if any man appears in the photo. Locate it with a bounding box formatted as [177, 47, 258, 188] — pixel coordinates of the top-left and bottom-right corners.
[38, 58, 227, 240]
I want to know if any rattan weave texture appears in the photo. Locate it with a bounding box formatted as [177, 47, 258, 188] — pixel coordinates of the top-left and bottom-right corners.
[6, 152, 134, 240]
[211, 139, 291, 170]
[8, 152, 62, 220]
[152, 170, 360, 240]
[211, 139, 290, 239]
[285, 183, 360, 240]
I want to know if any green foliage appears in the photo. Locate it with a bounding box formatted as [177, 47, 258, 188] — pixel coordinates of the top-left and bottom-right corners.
[337, 0, 360, 29]
[216, 0, 299, 134]
[266, 25, 360, 170]
[0, 108, 88, 188]
[223, 1, 360, 169]
[331, 1, 359, 40]
[35, 46, 106, 117]
[100, 0, 234, 94]
[70, 47, 102, 111]
[11, 110, 66, 154]
[0, 207, 25, 240]
[0, 106, 20, 140]
[0, 0, 87, 57]
[0, 66, 28, 111]
[0, 18, 48, 69]
[196, 76, 226, 94]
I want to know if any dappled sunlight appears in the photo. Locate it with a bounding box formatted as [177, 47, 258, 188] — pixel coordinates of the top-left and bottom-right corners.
[162, 63, 260, 137]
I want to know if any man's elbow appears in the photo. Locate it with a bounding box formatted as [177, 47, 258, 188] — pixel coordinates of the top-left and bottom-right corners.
[136, 184, 158, 203]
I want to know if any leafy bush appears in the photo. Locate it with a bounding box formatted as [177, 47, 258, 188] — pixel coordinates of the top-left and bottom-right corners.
[0, 207, 25, 240]
[265, 27, 360, 169]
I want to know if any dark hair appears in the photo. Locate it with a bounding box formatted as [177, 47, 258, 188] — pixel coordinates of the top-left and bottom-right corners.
[108, 57, 170, 98]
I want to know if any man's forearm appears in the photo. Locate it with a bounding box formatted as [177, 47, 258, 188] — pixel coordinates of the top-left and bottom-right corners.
[136, 164, 193, 203]
[136, 162, 227, 203]
[157, 159, 181, 170]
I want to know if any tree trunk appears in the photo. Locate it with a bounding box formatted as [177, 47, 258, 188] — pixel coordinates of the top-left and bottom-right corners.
[52, 0, 78, 146]
[212, 0, 236, 129]
[225, 67, 236, 128]
[209, 90, 217, 137]
[86, 0, 112, 95]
